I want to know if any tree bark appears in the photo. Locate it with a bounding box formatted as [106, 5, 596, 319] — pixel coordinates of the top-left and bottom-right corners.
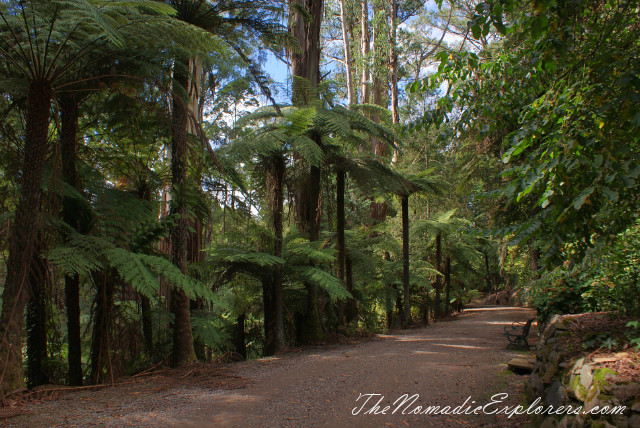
[484, 252, 492, 292]
[60, 94, 84, 386]
[360, 0, 370, 105]
[0, 79, 52, 394]
[339, 0, 355, 105]
[26, 239, 48, 389]
[170, 59, 196, 367]
[390, 0, 400, 163]
[233, 313, 246, 360]
[445, 256, 451, 316]
[90, 271, 114, 384]
[289, 0, 324, 344]
[345, 255, 357, 322]
[262, 273, 274, 354]
[401, 194, 410, 327]
[264, 155, 285, 355]
[297, 165, 323, 343]
[531, 246, 540, 279]
[434, 233, 442, 319]
[370, 0, 387, 155]
[336, 168, 346, 324]
[289, 0, 323, 106]
[141, 296, 153, 356]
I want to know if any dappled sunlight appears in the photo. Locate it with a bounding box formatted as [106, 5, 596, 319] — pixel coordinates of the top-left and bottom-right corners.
[411, 350, 446, 356]
[256, 356, 281, 362]
[216, 392, 262, 404]
[394, 337, 432, 342]
[464, 307, 529, 312]
[411, 337, 485, 342]
[432, 343, 490, 350]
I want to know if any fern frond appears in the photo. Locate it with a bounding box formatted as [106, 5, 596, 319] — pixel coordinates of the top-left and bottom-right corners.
[289, 266, 351, 300]
[284, 239, 335, 265]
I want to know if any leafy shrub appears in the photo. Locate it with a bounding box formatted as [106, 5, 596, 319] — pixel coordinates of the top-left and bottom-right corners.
[528, 265, 585, 321]
[527, 222, 640, 320]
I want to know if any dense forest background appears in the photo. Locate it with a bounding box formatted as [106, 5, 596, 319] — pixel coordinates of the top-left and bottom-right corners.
[0, 0, 638, 394]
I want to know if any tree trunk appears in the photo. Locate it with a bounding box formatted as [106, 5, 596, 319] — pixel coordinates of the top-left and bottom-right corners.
[339, 0, 355, 105]
[0, 79, 52, 394]
[336, 168, 346, 324]
[262, 273, 274, 354]
[434, 233, 442, 319]
[233, 313, 246, 360]
[401, 194, 410, 327]
[298, 165, 323, 343]
[345, 255, 357, 322]
[390, 0, 400, 163]
[289, 0, 323, 106]
[484, 252, 492, 292]
[531, 246, 540, 279]
[445, 256, 451, 316]
[60, 94, 84, 386]
[170, 59, 196, 367]
[264, 155, 285, 355]
[289, 0, 324, 344]
[26, 239, 48, 389]
[141, 296, 153, 356]
[370, 0, 387, 156]
[90, 271, 114, 385]
[360, 0, 370, 105]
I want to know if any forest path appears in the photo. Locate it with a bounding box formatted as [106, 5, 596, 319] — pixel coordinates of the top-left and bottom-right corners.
[10, 306, 535, 427]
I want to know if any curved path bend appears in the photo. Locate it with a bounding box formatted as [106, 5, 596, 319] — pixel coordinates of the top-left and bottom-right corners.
[10, 306, 535, 427]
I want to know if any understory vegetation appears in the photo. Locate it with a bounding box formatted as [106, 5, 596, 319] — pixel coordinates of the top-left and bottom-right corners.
[0, 0, 638, 394]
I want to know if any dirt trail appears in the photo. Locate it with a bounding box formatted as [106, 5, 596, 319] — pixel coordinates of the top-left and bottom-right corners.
[8, 306, 535, 427]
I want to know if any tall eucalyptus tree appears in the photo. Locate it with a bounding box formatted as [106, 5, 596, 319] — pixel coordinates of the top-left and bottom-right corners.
[164, 0, 289, 366]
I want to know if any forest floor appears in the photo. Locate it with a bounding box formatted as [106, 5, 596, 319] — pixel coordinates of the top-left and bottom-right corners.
[5, 306, 536, 427]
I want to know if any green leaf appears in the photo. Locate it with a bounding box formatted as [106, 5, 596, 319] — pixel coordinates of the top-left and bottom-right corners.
[471, 24, 481, 39]
[293, 266, 351, 300]
[600, 186, 618, 202]
[573, 187, 595, 210]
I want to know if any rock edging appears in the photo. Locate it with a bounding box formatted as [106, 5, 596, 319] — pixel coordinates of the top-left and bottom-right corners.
[526, 314, 640, 428]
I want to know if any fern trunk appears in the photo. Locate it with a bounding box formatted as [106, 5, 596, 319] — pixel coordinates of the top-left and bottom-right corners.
[90, 271, 114, 384]
[401, 194, 410, 327]
[60, 94, 84, 386]
[434, 232, 442, 319]
[484, 252, 492, 292]
[141, 296, 153, 356]
[0, 79, 52, 394]
[136, 185, 154, 358]
[336, 168, 346, 325]
[26, 239, 48, 389]
[169, 59, 196, 367]
[345, 255, 357, 322]
[233, 313, 246, 360]
[445, 256, 451, 315]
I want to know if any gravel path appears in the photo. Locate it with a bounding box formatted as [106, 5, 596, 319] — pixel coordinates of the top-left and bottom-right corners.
[8, 306, 536, 427]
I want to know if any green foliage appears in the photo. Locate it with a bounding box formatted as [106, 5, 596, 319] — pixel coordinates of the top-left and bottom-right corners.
[626, 322, 640, 351]
[413, 0, 640, 263]
[526, 221, 640, 320]
[191, 310, 232, 353]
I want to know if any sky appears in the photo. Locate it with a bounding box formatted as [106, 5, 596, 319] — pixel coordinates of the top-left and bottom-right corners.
[255, 0, 460, 107]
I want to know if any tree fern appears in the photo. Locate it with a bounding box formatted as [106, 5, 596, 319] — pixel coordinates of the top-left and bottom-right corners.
[289, 266, 351, 300]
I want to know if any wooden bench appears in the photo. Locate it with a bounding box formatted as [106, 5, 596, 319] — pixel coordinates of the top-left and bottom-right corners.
[504, 318, 536, 348]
